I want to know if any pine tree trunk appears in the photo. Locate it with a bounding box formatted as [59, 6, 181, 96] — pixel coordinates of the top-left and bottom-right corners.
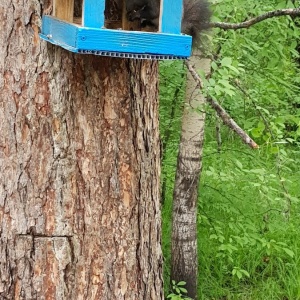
[171, 55, 210, 299]
[0, 1, 163, 299]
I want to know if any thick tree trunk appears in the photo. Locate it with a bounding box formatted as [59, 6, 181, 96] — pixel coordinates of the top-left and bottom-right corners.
[171, 55, 210, 299]
[0, 1, 163, 299]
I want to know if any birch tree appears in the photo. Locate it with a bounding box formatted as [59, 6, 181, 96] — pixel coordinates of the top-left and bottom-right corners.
[171, 53, 211, 299]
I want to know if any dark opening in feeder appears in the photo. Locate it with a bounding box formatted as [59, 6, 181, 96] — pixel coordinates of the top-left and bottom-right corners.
[40, 0, 192, 59]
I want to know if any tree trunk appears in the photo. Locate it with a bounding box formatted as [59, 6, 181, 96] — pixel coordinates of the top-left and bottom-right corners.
[171, 55, 210, 299]
[0, 1, 163, 299]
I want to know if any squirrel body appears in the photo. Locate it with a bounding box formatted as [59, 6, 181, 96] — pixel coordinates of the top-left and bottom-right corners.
[126, 0, 211, 44]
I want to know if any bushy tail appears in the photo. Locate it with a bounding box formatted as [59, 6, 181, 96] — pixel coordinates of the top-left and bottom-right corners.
[181, 0, 212, 45]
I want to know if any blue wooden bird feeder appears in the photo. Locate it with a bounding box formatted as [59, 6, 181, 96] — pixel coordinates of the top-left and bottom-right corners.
[40, 0, 192, 59]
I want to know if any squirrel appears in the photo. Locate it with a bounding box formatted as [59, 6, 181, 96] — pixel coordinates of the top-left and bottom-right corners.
[126, 0, 211, 45]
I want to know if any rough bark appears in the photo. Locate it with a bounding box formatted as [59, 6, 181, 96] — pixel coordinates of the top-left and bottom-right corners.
[0, 1, 163, 299]
[171, 55, 210, 299]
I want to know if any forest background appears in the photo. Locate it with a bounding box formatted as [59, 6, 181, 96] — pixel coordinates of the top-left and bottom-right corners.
[160, 0, 300, 299]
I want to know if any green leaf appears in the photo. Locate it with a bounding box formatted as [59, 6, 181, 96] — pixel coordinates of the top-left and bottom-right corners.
[221, 57, 232, 67]
[237, 270, 242, 279]
[179, 287, 188, 293]
[209, 234, 218, 240]
[211, 61, 218, 70]
[241, 269, 250, 277]
[235, 160, 243, 169]
[283, 248, 295, 258]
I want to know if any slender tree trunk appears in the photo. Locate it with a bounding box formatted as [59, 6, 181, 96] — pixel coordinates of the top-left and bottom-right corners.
[171, 54, 210, 299]
[0, 1, 163, 299]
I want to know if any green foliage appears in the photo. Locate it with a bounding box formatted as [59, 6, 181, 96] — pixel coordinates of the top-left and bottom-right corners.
[159, 0, 300, 299]
[167, 281, 193, 300]
[210, 0, 300, 147]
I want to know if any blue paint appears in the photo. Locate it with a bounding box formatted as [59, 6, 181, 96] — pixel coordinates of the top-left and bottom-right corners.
[83, 0, 105, 28]
[160, 0, 183, 34]
[40, 0, 192, 59]
[41, 16, 78, 49]
[77, 27, 191, 57]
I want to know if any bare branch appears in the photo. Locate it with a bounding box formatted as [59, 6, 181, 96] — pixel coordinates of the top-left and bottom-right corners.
[210, 8, 300, 30]
[185, 60, 259, 149]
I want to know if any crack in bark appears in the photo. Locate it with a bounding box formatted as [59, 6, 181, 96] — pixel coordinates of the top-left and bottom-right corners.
[18, 234, 73, 238]
[63, 236, 75, 293]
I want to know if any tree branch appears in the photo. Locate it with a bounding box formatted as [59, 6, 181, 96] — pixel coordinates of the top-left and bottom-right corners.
[210, 8, 300, 30]
[185, 60, 259, 149]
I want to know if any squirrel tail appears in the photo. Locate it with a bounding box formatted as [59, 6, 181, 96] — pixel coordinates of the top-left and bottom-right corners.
[181, 0, 212, 45]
